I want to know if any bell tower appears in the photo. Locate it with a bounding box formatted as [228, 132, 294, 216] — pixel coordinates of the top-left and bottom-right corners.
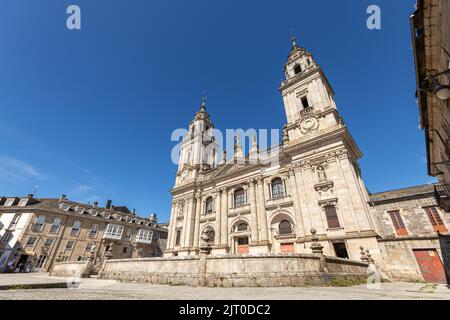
[176, 97, 216, 186]
[280, 34, 342, 143]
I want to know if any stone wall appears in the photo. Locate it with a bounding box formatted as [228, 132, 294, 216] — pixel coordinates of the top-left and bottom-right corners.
[98, 253, 369, 287]
[378, 238, 448, 282]
[50, 261, 91, 278]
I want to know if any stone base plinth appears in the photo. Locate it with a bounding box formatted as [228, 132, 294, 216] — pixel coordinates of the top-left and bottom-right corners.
[95, 253, 369, 287]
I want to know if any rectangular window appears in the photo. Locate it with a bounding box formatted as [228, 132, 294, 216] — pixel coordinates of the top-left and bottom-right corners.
[4, 198, 15, 206]
[43, 238, 54, 248]
[26, 236, 37, 246]
[325, 206, 340, 229]
[34, 215, 46, 232]
[234, 190, 246, 208]
[85, 243, 93, 252]
[125, 229, 132, 241]
[66, 240, 75, 250]
[136, 229, 153, 242]
[175, 230, 181, 246]
[301, 96, 310, 109]
[50, 218, 61, 234]
[1, 232, 13, 243]
[10, 214, 20, 228]
[35, 255, 47, 269]
[89, 224, 99, 238]
[388, 210, 408, 236]
[71, 221, 82, 236]
[424, 206, 448, 232]
[18, 198, 28, 207]
[122, 247, 128, 253]
[104, 224, 123, 239]
[61, 256, 69, 262]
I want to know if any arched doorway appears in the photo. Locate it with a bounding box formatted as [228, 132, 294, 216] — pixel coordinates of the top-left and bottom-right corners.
[231, 221, 250, 254]
[237, 237, 249, 254]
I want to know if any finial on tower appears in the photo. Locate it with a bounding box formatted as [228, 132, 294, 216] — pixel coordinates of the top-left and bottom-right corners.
[290, 29, 299, 50]
[200, 90, 207, 111]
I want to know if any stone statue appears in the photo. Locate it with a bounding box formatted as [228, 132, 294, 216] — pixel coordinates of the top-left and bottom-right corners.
[317, 165, 327, 182]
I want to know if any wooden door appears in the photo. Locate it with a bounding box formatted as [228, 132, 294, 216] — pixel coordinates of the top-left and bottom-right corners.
[414, 249, 447, 284]
[237, 237, 249, 254]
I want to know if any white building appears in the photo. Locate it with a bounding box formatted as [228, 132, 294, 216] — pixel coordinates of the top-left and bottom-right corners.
[164, 36, 380, 260]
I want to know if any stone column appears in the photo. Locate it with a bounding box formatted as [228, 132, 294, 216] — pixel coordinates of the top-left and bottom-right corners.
[288, 168, 306, 239]
[220, 188, 229, 247]
[256, 177, 268, 242]
[215, 190, 222, 245]
[193, 193, 202, 249]
[168, 201, 177, 250]
[184, 196, 196, 248]
[249, 179, 259, 243]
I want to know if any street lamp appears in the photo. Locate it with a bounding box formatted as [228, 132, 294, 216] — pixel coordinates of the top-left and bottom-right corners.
[424, 69, 450, 101]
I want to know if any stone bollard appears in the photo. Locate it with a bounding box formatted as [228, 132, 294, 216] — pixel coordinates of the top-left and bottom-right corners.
[365, 249, 375, 264]
[98, 244, 113, 279]
[310, 229, 327, 272]
[310, 229, 324, 255]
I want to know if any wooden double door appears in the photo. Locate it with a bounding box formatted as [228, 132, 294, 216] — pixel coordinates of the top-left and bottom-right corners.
[413, 249, 447, 284]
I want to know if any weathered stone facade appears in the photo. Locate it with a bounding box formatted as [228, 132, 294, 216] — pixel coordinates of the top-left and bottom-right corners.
[164, 37, 379, 264]
[370, 184, 450, 282]
[0, 195, 168, 273]
[99, 253, 369, 287]
[411, 0, 450, 196]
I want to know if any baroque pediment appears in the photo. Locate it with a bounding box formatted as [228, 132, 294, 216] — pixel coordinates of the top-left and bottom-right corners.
[211, 162, 247, 178]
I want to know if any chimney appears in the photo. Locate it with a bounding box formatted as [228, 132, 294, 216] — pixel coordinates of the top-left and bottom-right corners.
[132, 208, 136, 215]
[105, 199, 112, 209]
[59, 194, 67, 202]
[150, 213, 157, 223]
[93, 201, 98, 208]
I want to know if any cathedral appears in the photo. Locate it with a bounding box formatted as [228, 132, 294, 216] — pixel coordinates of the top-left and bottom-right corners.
[164, 36, 380, 260]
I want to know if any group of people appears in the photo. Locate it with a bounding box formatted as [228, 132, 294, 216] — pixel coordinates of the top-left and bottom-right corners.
[5, 260, 32, 273]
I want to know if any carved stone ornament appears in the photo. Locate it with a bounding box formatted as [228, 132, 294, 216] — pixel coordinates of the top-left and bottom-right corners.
[299, 116, 319, 134]
[318, 198, 338, 209]
[180, 169, 189, 182]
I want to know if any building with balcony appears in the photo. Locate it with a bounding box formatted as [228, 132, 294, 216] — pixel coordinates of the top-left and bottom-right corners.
[0, 195, 167, 273]
[411, 0, 450, 209]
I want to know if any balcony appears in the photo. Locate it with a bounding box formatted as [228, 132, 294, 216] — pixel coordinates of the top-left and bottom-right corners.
[435, 184, 450, 212]
[135, 236, 153, 244]
[300, 106, 314, 117]
[103, 232, 122, 241]
[266, 194, 292, 208]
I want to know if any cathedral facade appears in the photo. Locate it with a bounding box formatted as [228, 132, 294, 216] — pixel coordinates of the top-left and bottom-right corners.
[164, 37, 380, 261]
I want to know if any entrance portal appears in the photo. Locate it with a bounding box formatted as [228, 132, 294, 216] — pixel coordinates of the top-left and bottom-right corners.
[236, 237, 249, 254]
[332, 241, 349, 259]
[414, 249, 447, 284]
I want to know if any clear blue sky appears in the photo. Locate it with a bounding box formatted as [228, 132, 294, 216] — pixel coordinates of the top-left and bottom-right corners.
[0, 0, 434, 223]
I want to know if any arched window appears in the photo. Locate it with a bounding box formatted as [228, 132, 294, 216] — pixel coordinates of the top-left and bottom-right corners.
[205, 197, 213, 214]
[271, 178, 284, 200]
[234, 188, 246, 207]
[236, 222, 249, 232]
[293, 64, 302, 75]
[279, 220, 292, 235]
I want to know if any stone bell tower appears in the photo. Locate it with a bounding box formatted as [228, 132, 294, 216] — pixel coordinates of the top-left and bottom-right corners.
[175, 98, 216, 187]
[280, 34, 342, 143]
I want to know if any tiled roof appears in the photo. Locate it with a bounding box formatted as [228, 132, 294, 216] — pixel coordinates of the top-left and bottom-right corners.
[0, 196, 166, 230]
[369, 183, 438, 203]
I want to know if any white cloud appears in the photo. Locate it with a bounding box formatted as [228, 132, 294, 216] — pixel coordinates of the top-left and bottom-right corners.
[0, 156, 46, 183]
[72, 184, 94, 195]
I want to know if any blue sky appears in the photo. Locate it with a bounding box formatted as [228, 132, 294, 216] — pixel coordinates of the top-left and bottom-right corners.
[0, 0, 434, 223]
